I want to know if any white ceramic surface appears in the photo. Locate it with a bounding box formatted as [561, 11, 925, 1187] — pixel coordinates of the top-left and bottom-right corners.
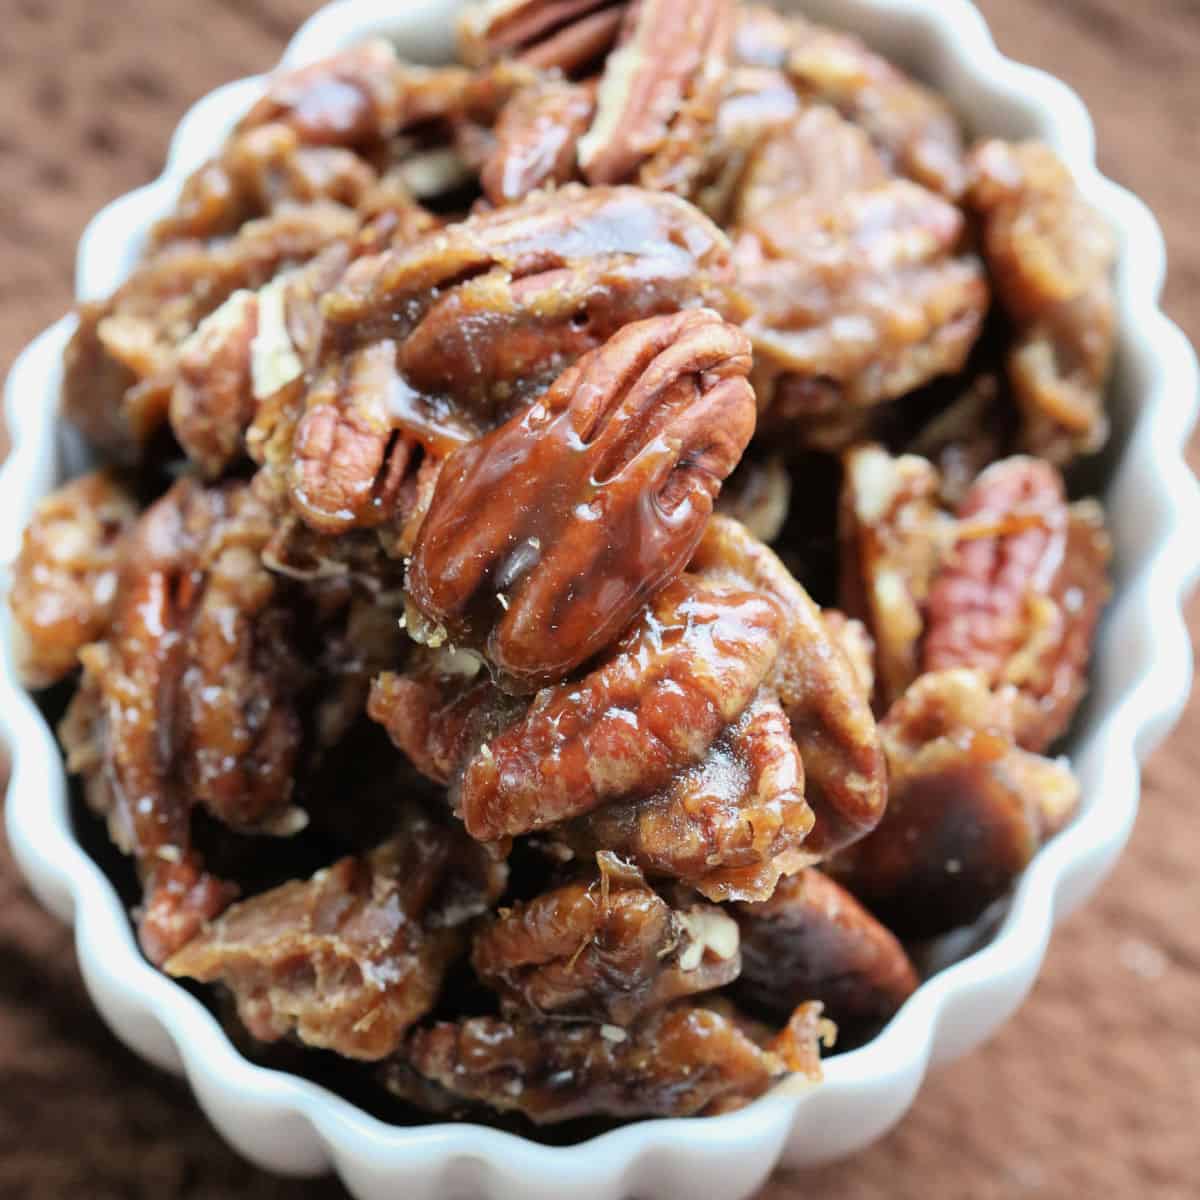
[3, 3, 1198, 1198]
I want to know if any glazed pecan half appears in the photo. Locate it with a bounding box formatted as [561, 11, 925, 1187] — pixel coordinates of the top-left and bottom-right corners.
[733, 868, 918, 1047]
[458, 0, 626, 73]
[388, 1000, 822, 1123]
[166, 809, 506, 1060]
[472, 852, 740, 1024]
[9, 470, 138, 688]
[406, 308, 756, 689]
[578, 0, 733, 194]
[967, 139, 1116, 463]
[924, 456, 1111, 751]
[829, 669, 1080, 938]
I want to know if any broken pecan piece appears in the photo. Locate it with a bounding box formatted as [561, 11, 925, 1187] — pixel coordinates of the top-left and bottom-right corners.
[166, 809, 506, 1060]
[839, 444, 954, 709]
[578, 0, 732, 195]
[472, 852, 740, 1024]
[967, 139, 1116, 463]
[829, 669, 1080, 938]
[924, 456, 1111, 751]
[389, 1001, 817, 1123]
[407, 308, 756, 689]
[454, 566, 782, 839]
[692, 516, 888, 857]
[734, 868, 918, 1047]
[783, 15, 967, 198]
[9, 470, 138, 688]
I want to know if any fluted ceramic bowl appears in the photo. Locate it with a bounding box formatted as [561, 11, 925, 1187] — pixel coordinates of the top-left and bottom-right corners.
[3, 2, 1197, 1198]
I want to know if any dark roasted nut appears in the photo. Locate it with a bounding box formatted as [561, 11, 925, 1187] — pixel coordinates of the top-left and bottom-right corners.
[152, 123, 377, 247]
[578, 0, 732, 195]
[829, 669, 1080, 938]
[321, 184, 739, 353]
[967, 139, 1116, 463]
[407, 309, 756, 689]
[472, 851, 740, 1024]
[166, 811, 506, 1060]
[389, 1001, 816, 1123]
[716, 454, 791, 544]
[455, 567, 783, 839]
[692, 516, 888, 857]
[64, 205, 358, 464]
[784, 15, 967, 198]
[481, 76, 595, 204]
[9, 471, 138, 688]
[733, 868, 918, 1047]
[839, 444, 954, 708]
[738, 169, 988, 427]
[458, 0, 626, 72]
[238, 40, 406, 147]
[564, 691, 813, 902]
[924, 457, 1111, 751]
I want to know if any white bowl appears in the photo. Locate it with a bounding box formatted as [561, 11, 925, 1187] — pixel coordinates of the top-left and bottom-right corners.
[2, 2, 1197, 1197]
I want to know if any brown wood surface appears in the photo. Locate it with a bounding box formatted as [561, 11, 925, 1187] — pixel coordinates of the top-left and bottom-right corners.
[0, 2, 1197, 1197]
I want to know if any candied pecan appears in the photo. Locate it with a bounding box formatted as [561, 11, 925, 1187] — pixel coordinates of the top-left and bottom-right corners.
[821, 610, 876, 704]
[692, 517, 888, 857]
[839, 444, 954, 708]
[924, 457, 1110, 751]
[152, 122, 377, 247]
[967, 139, 1116, 463]
[407, 309, 755, 689]
[238, 40, 406, 147]
[166, 810, 506, 1060]
[733, 868, 917, 1047]
[563, 691, 812, 903]
[321, 184, 738, 353]
[830, 669, 1079, 938]
[472, 852, 740, 1024]
[575, 0, 732, 193]
[9, 471, 138, 688]
[64, 204, 358, 464]
[716, 454, 791, 544]
[783, 15, 967, 198]
[455, 568, 783, 840]
[737, 168, 988, 425]
[458, 0, 625, 73]
[480, 76, 595, 204]
[390, 1001, 815, 1123]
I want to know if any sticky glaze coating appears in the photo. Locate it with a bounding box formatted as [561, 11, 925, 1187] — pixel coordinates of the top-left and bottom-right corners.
[17, 1, 1118, 1132]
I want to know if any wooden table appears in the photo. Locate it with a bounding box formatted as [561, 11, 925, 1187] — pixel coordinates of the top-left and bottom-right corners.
[1, 2, 1196, 1196]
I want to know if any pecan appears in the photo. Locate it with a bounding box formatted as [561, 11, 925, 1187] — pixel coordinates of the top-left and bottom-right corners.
[578, 0, 732, 194]
[967, 139, 1116, 463]
[924, 457, 1111, 751]
[454, 567, 783, 839]
[472, 852, 740, 1024]
[716, 454, 791, 544]
[783, 15, 967, 199]
[407, 309, 755, 689]
[731, 4, 791, 69]
[238, 40, 406, 147]
[738, 167, 988, 426]
[692, 516, 888, 857]
[733, 868, 918, 1047]
[480, 75, 595, 204]
[152, 122, 377, 247]
[458, 0, 626, 73]
[821, 610, 876, 704]
[64, 204, 358, 464]
[389, 1001, 817, 1123]
[839, 444, 954, 708]
[564, 690, 813, 903]
[829, 669, 1080, 938]
[9, 471, 138, 688]
[166, 810, 506, 1060]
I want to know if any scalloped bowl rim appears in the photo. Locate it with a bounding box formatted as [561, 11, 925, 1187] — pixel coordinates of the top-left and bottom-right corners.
[2, 0, 1197, 1194]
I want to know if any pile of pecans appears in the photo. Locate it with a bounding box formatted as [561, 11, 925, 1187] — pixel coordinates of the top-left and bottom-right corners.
[10, 0, 1115, 1129]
